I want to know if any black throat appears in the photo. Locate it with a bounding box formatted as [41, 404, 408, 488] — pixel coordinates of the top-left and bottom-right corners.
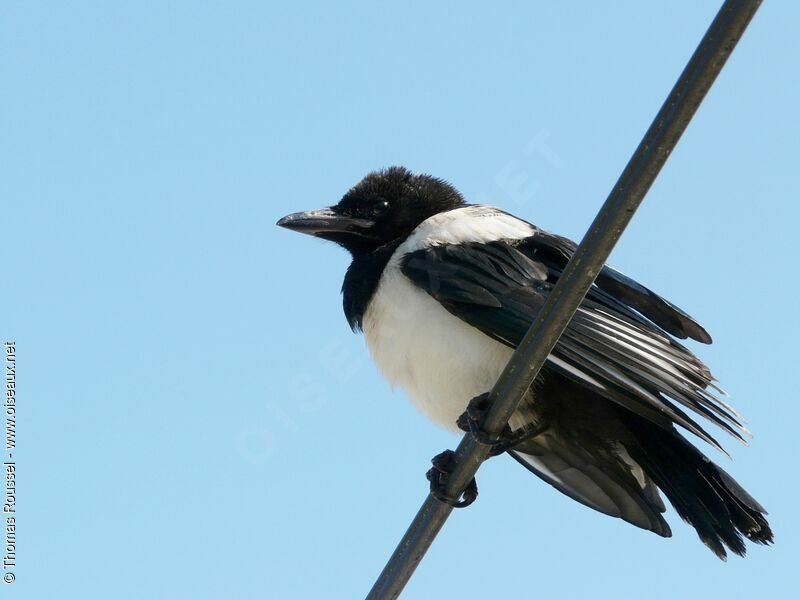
[342, 239, 404, 331]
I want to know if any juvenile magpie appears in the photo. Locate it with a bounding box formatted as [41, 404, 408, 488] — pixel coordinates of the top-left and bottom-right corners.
[277, 166, 773, 559]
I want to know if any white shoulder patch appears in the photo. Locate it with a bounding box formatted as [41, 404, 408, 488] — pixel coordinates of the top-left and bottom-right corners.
[396, 205, 536, 255]
[361, 205, 534, 430]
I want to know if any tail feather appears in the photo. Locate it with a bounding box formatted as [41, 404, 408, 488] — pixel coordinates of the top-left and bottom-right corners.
[621, 414, 773, 559]
[509, 437, 671, 537]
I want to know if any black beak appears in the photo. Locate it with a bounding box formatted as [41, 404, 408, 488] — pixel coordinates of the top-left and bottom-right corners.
[276, 208, 375, 237]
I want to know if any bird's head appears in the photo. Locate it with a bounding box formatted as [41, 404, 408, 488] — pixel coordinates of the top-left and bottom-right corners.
[277, 166, 465, 255]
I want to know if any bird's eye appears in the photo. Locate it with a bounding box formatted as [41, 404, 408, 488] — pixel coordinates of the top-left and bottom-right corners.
[372, 200, 390, 216]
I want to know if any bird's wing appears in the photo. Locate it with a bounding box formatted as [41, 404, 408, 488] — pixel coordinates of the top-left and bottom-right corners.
[515, 229, 713, 343]
[400, 237, 747, 452]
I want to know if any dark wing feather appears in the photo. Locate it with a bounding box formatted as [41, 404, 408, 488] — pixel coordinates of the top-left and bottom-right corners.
[517, 230, 713, 343]
[400, 238, 746, 450]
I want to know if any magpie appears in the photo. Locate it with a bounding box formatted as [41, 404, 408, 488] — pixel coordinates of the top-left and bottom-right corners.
[277, 166, 773, 559]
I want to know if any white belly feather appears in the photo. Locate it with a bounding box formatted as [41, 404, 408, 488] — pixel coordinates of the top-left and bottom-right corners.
[361, 205, 535, 430]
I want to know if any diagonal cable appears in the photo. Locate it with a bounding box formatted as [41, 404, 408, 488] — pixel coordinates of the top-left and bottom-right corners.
[366, 2, 762, 598]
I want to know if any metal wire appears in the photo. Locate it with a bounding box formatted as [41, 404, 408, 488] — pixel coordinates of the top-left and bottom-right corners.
[366, 2, 762, 598]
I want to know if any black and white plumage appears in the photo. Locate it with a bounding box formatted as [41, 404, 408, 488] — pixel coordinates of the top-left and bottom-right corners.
[277, 166, 772, 559]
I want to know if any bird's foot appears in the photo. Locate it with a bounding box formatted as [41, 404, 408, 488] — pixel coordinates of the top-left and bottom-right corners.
[456, 392, 547, 456]
[426, 450, 478, 508]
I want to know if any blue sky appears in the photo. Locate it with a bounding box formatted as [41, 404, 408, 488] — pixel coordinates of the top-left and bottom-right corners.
[2, 1, 798, 598]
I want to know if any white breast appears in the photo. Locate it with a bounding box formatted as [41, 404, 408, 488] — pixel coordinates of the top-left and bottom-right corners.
[361, 206, 535, 430]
